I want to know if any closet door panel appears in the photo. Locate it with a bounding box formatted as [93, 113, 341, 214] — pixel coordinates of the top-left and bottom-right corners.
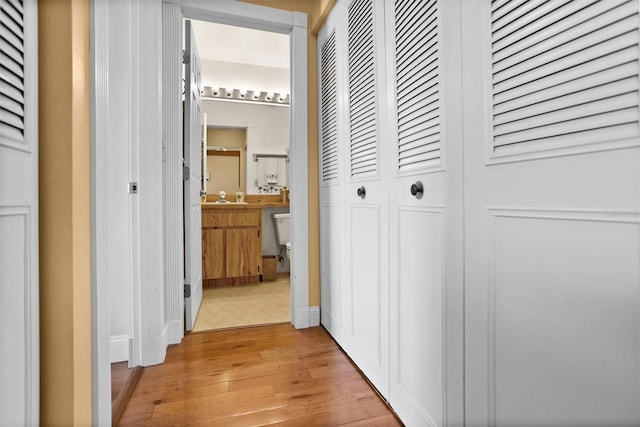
[462, 1, 640, 425]
[344, 0, 390, 397]
[318, 5, 350, 348]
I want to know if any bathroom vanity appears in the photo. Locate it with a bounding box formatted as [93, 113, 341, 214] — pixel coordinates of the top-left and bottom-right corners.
[201, 195, 288, 287]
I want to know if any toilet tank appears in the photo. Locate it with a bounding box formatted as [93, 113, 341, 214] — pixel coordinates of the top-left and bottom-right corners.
[272, 213, 291, 246]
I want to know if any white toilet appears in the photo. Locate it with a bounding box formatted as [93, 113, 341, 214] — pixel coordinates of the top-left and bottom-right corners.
[273, 213, 291, 263]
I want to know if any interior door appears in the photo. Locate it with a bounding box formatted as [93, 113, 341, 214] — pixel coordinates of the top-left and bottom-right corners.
[342, 0, 390, 397]
[184, 19, 203, 331]
[385, 0, 464, 425]
[0, 0, 38, 423]
[462, 1, 640, 425]
[318, 1, 349, 349]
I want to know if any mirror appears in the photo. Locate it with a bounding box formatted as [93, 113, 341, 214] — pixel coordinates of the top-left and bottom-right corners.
[205, 127, 246, 196]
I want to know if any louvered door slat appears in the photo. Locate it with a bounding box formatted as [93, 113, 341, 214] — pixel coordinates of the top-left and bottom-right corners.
[495, 32, 637, 94]
[491, 0, 640, 157]
[495, 108, 638, 147]
[0, 0, 25, 145]
[349, 0, 378, 178]
[2, 17, 24, 51]
[394, 0, 440, 172]
[398, 97, 438, 130]
[496, 92, 638, 137]
[399, 113, 439, 138]
[321, 30, 339, 184]
[495, 76, 638, 125]
[399, 131, 439, 150]
[494, 3, 637, 73]
[397, 70, 438, 104]
[494, 48, 637, 104]
[494, 0, 629, 65]
[492, 0, 529, 24]
[396, 4, 436, 54]
[493, 0, 569, 45]
[494, 15, 639, 82]
[2, 0, 23, 26]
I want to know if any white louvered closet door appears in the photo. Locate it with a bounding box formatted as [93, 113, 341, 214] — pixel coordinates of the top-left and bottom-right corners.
[0, 0, 39, 424]
[463, 1, 640, 425]
[385, 0, 464, 425]
[318, 9, 349, 348]
[342, 0, 390, 397]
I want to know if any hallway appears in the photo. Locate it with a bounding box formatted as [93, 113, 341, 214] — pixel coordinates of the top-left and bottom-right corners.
[118, 325, 402, 426]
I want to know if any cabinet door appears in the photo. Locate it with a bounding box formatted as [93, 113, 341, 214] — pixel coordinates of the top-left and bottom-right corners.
[226, 228, 259, 277]
[202, 228, 225, 279]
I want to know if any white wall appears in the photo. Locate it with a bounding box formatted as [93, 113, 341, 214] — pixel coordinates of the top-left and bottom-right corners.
[201, 59, 289, 95]
[201, 99, 290, 194]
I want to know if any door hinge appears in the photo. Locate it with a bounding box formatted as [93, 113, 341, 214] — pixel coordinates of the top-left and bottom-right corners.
[184, 283, 191, 298]
[128, 182, 138, 194]
[183, 166, 190, 181]
[182, 49, 189, 64]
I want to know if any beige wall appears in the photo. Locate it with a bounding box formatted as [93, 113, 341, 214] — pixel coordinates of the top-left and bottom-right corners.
[240, 0, 334, 307]
[39, 0, 93, 425]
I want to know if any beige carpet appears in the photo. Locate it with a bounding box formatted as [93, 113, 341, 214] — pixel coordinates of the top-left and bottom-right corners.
[192, 273, 291, 332]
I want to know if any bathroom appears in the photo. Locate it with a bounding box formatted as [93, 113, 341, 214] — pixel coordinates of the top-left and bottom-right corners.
[192, 19, 293, 331]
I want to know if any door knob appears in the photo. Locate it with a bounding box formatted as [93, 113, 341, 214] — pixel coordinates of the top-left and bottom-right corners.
[357, 186, 366, 199]
[410, 181, 424, 199]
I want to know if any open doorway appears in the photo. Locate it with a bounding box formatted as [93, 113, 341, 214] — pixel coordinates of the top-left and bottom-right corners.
[189, 20, 293, 332]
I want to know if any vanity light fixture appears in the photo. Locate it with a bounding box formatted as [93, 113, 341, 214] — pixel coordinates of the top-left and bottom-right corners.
[201, 86, 290, 105]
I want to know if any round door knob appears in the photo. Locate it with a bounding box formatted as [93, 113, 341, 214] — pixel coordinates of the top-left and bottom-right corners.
[357, 186, 366, 199]
[410, 181, 424, 199]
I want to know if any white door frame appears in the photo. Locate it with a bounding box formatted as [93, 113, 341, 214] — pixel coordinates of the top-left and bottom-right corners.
[168, 0, 311, 329]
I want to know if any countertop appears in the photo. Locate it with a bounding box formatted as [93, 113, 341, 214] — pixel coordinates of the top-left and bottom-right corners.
[202, 201, 289, 209]
[202, 194, 289, 209]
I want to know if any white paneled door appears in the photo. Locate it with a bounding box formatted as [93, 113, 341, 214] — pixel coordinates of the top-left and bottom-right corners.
[0, 0, 38, 424]
[184, 19, 203, 331]
[318, 18, 348, 346]
[462, 1, 640, 425]
[343, 0, 390, 398]
[385, 0, 464, 425]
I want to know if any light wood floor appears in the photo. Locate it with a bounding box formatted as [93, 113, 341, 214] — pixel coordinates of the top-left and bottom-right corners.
[118, 325, 403, 426]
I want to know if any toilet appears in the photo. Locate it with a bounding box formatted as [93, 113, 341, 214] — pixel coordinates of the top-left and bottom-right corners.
[272, 213, 291, 263]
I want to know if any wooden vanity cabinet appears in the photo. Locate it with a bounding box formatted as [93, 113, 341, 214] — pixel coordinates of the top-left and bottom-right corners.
[202, 206, 262, 287]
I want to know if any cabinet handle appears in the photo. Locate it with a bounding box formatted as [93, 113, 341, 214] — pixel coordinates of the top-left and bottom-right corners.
[410, 181, 424, 199]
[357, 186, 366, 199]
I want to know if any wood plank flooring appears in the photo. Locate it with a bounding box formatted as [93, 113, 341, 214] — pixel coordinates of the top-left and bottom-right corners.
[118, 325, 403, 426]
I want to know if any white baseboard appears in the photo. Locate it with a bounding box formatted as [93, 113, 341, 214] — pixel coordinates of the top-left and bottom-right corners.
[309, 306, 320, 327]
[110, 335, 131, 363]
[293, 306, 321, 329]
[166, 319, 183, 345]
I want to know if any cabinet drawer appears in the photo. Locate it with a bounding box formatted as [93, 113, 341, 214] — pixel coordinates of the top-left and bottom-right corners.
[202, 209, 260, 228]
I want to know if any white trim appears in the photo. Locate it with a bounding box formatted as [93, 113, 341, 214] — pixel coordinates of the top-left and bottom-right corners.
[309, 306, 321, 327]
[166, 319, 183, 345]
[90, 0, 112, 424]
[162, 0, 185, 347]
[168, 1, 311, 329]
[110, 335, 131, 363]
[137, 0, 166, 366]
